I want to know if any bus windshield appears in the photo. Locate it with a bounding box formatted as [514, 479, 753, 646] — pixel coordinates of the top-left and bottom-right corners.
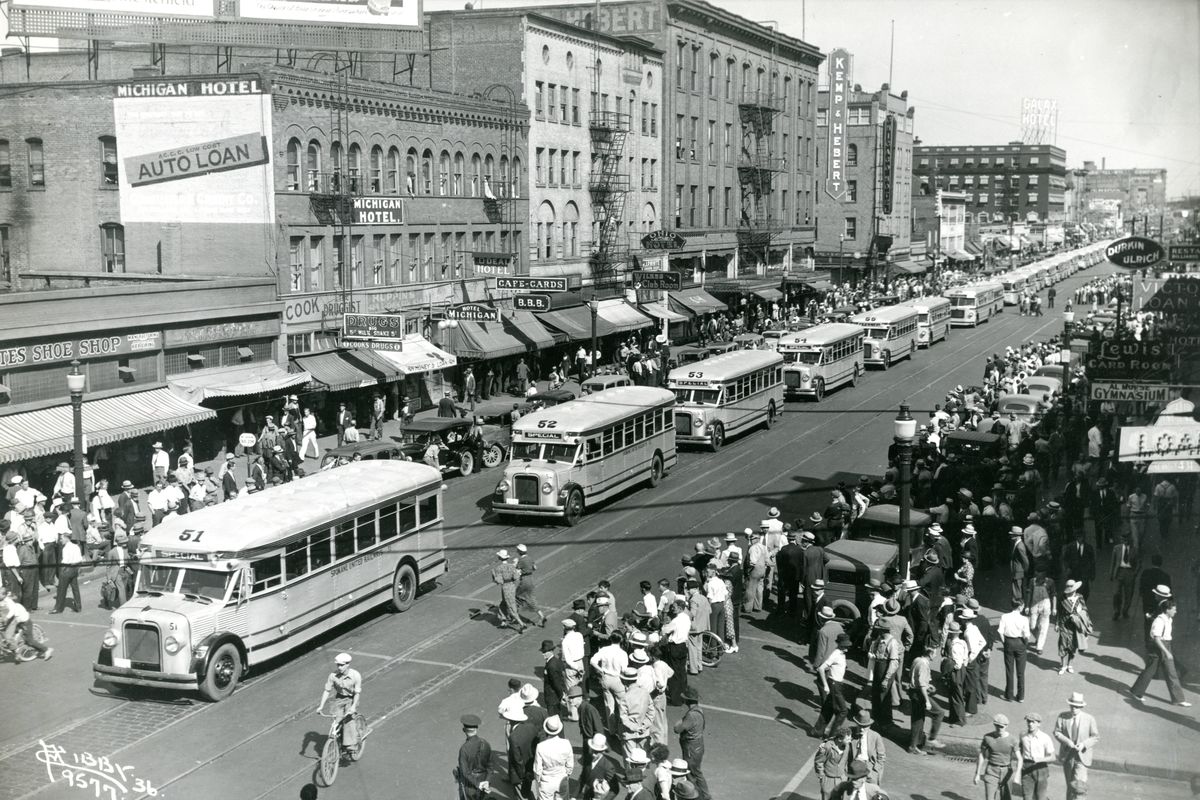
[949, 296, 974, 307]
[511, 442, 579, 463]
[791, 350, 822, 364]
[866, 327, 889, 339]
[673, 388, 721, 405]
[138, 564, 230, 602]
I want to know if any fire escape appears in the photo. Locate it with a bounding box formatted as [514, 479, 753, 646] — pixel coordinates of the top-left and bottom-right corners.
[736, 88, 784, 270]
[307, 65, 357, 323]
[588, 108, 631, 290]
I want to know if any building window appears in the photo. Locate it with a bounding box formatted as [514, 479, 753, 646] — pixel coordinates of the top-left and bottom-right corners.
[387, 147, 400, 193]
[96, 135, 119, 186]
[708, 53, 718, 96]
[0, 224, 9, 283]
[571, 151, 579, 185]
[288, 237, 304, 291]
[369, 146, 383, 193]
[1027, 192, 1039, 203]
[674, 184, 683, 228]
[707, 120, 716, 162]
[26, 138, 45, 187]
[977, 193, 989, 204]
[572, 89, 581, 124]
[690, 45, 699, 91]
[0, 140, 10, 190]
[453, 152, 465, 195]
[723, 123, 732, 162]
[471, 154, 482, 196]
[689, 117, 698, 160]
[675, 114, 685, 159]
[439, 151, 451, 195]
[650, 104, 658, 136]
[535, 81, 545, 118]
[843, 217, 856, 239]
[559, 151, 568, 186]
[347, 144, 361, 192]
[545, 149, 554, 186]
[421, 149, 433, 194]
[676, 40, 685, 85]
[846, 180, 857, 202]
[723, 187, 731, 226]
[284, 139, 301, 191]
[847, 144, 858, 167]
[918, 157, 928, 168]
[101, 223, 125, 273]
[706, 186, 715, 226]
[332, 236, 345, 289]
[688, 185, 697, 227]
[1029, 156, 1040, 165]
[306, 141, 322, 191]
[848, 106, 870, 125]
[816, 109, 828, 127]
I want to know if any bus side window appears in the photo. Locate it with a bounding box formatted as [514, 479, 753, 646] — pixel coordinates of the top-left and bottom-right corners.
[663, 409, 673, 429]
[602, 430, 615, 456]
[613, 425, 625, 451]
[634, 415, 645, 441]
[284, 540, 308, 582]
[418, 493, 439, 526]
[252, 555, 282, 593]
[396, 500, 416, 534]
[357, 511, 378, 549]
[334, 521, 356, 559]
[378, 506, 398, 542]
[309, 529, 333, 570]
[586, 437, 601, 461]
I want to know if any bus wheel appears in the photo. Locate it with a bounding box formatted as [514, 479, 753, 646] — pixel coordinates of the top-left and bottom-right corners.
[881, 351, 892, 370]
[814, 379, 825, 401]
[648, 453, 664, 488]
[709, 423, 725, 452]
[458, 450, 475, 476]
[765, 401, 777, 427]
[482, 444, 505, 468]
[199, 643, 241, 702]
[390, 563, 418, 612]
[563, 489, 584, 527]
[850, 364, 860, 387]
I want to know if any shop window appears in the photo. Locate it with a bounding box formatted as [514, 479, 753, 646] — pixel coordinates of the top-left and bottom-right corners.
[847, 144, 858, 167]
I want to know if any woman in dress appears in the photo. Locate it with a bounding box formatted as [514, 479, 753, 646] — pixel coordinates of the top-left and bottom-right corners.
[1056, 578, 1093, 674]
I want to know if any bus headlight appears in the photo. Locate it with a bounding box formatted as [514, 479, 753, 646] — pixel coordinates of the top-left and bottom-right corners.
[164, 635, 184, 656]
[692, 418, 702, 429]
[541, 481, 554, 495]
[101, 629, 119, 649]
[495, 480, 509, 493]
[800, 368, 811, 380]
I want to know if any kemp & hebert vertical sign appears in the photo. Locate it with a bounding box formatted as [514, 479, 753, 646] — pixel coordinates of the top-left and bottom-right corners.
[824, 49, 851, 202]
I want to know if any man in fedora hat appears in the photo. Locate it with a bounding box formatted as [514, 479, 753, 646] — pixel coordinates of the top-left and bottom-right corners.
[500, 703, 532, 798]
[848, 710, 887, 784]
[744, 529, 768, 613]
[533, 715, 573, 800]
[866, 617, 902, 728]
[1060, 529, 1096, 600]
[150, 441, 169, 483]
[813, 606, 845, 692]
[1053, 692, 1099, 800]
[617, 666, 652, 760]
[1008, 526, 1031, 608]
[829, 759, 883, 800]
[673, 687, 709, 800]
[800, 531, 831, 624]
[455, 714, 493, 800]
[775, 530, 802, 615]
[917, 549, 945, 600]
[581, 733, 621, 800]
[1090, 476, 1119, 547]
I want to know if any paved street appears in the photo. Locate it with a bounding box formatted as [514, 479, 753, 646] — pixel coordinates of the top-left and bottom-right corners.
[2, 261, 1195, 800]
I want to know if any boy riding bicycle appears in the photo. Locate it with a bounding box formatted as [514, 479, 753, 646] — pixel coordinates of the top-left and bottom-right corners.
[317, 652, 361, 747]
[1, 589, 53, 661]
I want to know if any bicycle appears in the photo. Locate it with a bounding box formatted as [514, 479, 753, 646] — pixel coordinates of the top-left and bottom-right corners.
[698, 630, 724, 668]
[316, 710, 369, 787]
[0, 623, 46, 663]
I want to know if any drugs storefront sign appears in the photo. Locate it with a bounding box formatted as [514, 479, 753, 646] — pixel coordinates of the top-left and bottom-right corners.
[126, 133, 269, 187]
[1089, 381, 1169, 403]
[1119, 425, 1200, 462]
[343, 313, 405, 341]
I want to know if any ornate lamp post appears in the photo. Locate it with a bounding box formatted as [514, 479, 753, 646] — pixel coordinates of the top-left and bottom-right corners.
[67, 360, 87, 501]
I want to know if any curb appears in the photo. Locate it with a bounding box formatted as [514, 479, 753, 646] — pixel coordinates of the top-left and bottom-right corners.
[930, 732, 1200, 784]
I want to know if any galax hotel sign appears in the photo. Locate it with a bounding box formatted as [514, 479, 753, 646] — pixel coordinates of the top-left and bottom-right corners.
[824, 48, 851, 202]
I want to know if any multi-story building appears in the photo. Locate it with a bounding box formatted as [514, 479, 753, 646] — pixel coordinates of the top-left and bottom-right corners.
[427, 9, 663, 290]
[911, 190, 967, 267]
[1073, 161, 1168, 224]
[527, 0, 824, 300]
[913, 141, 1068, 225]
[814, 73, 917, 282]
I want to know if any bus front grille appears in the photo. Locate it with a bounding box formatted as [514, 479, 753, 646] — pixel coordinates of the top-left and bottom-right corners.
[123, 622, 162, 671]
[674, 412, 693, 433]
[514, 475, 540, 505]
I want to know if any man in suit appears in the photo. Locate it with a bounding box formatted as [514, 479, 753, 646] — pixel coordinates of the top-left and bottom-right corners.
[775, 531, 803, 615]
[580, 733, 621, 800]
[829, 759, 883, 800]
[115, 480, 139, 532]
[1053, 692, 1099, 800]
[798, 532, 829, 623]
[1060, 530, 1097, 600]
[1109, 532, 1139, 620]
[847, 710, 888, 784]
[1060, 472, 1090, 539]
[335, 402, 353, 445]
[917, 550, 945, 600]
[540, 640, 568, 719]
[1009, 527, 1031, 607]
[1090, 477, 1120, 547]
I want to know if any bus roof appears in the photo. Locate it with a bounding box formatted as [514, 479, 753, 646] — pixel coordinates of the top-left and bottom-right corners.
[850, 305, 918, 325]
[946, 281, 1003, 296]
[667, 348, 782, 383]
[778, 323, 864, 348]
[139, 461, 442, 557]
[900, 296, 950, 312]
[513, 386, 676, 436]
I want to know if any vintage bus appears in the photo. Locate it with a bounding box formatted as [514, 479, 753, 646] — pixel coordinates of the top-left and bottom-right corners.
[667, 349, 784, 450]
[777, 323, 865, 400]
[94, 462, 446, 701]
[492, 386, 677, 525]
[849, 305, 920, 369]
[945, 281, 1004, 326]
[903, 297, 952, 347]
[1001, 274, 1028, 306]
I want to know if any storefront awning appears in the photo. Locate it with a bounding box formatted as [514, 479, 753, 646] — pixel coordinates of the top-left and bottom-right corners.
[0, 387, 216, 464]
[537, 305, 616, 340]
[376, 335, 457, 375]
[169, 362, 310, 404]
[752, 287, 784, 302]
[639, 301, 689, 324]
[965, 241, 984, 255]
[890, 260, 927, 275]
[947, 249, 976, 261]
[291, 350, 400, 393]
[668, 288, 728, 317]
[451, 311, 557, 361]
[595, 299, 654, 333]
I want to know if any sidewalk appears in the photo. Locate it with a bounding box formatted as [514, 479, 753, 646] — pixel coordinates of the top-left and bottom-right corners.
[933, 525, 1200, 782]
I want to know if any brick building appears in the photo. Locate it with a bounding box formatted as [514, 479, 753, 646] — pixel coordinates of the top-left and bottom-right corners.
[427, 9, 664, 290]
[815, 75, 917, 282]
[524, 0, 824, 303]
[913, 141, 1068, 225]
[1073, 161, 1168, 224]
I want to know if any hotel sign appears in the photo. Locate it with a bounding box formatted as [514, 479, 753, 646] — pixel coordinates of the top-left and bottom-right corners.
[445, 303, 500, 323]
[351, 197, 404, 225]
[824, 48, 851, 202]
[471, 252, 514, 277]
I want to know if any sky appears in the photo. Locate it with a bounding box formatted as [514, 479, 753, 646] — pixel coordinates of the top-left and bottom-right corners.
[3, 0, 1197, 195]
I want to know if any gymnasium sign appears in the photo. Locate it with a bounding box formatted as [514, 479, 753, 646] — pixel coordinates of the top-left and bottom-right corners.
[1105, 236, 1165, 269]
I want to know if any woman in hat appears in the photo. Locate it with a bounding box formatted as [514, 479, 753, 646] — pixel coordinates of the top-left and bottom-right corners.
[1055, 579, 1093, 674]
[89, 478, 115, 532]
[954, 553, 976, 601]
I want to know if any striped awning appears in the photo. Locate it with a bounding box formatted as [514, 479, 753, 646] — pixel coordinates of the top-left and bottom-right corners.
[292, 350, 400, 392]
[169, 362, 310, 404]
[0, 387, 216, 465]
[639, 301, 688, 324]
[594, 299, 654, 333]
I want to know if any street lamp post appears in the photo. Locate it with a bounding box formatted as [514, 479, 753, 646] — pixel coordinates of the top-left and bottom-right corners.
[588, 299, 599, 379]
[1062, 308, 1075, 366]
[893, 403, 916, 579]
[67, 360, 87, 502]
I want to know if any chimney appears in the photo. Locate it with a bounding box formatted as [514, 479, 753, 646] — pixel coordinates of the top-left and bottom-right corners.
[1101, 157, 1106, 170]
[131, 65, 160, 78]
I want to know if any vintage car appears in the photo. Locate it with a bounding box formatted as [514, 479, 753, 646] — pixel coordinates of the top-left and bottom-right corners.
[1023, 375, 1062, 403]
[670, 345, 710, 368]
[397, 417, 514, 474]
[519, 389, 577, 416]
[732, 332, 766, 350]
[1033, 363, 1068, 383]
[704, 340, 741, 356]
[319, 440, 409, 470]
[762, 330, 789, 350]
[942, 430, 1006, 464]
[581, 374, 633, 395]
[997, 393, 1041, 425]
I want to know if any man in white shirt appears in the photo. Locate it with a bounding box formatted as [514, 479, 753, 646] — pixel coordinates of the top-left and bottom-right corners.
[1, 589, 52, 659]
[660, 600, 691, 706]
[51, 533, 83, 614]
[151, 441, 170, 482]
[12, 478, 45, 512]
[560, 619, 585, 716]
[814, 632, 851, 738]
[146, 481, 168, 528]
[590, 632, 630, 719]
[51, 463, 76, 501]
[1014, 713, 1056, 800]
[1131, 599, 1189, 706]
[162, 479, 186, 514]
[702, 565, 728, 645]
[997, 599, 1033, 702]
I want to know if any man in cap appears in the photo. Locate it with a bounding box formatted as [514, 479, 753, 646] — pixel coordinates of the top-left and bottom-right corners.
[907, 642, 944, 755]
[829, 760, 882, 800]
[490, 550, 525, 632]
[1052, 693, 1099, 800]
[455, 714, 493, 800]
[317, 653, 362, 750]
[974, 714, 1016, 799]
[743, 529, 768, 613]
[865, 617, 901, 728]
[674, 687, 710, 800]
[848, 710, 887, 784]
[533, 715, 573, 800]
[150, 441, 169, 483]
